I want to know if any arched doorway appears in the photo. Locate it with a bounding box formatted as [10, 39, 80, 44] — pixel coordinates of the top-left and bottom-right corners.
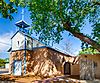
[64, 62, 71, 75]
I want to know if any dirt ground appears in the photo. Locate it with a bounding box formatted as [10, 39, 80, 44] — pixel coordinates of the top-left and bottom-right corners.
[0, 75, 100, 83]
[0, 75, 79, 83]
[0, 75, 42, 83]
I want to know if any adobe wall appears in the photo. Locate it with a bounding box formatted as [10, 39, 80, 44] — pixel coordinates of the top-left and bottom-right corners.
[71, 64, 80, 75]
[47, 48, 73, 74]
[80, 54, 100, 79]
[10, 48, 73, 77]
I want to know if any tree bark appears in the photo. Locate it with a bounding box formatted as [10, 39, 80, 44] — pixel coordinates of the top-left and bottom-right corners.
[63, 22, 100, 52]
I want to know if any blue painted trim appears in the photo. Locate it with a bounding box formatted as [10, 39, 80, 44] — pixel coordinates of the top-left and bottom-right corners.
[11, 37, 12, 52]
[11, 49, 32, 52]
[11, 30, 32, 39]
[11, 30, 19, 39]
[24, 35, 26, 75]
[32, 46, 47, 50]
[15, 20, 30, 28]
[32, 38, 33, 50]
[10, 46, 46, 52]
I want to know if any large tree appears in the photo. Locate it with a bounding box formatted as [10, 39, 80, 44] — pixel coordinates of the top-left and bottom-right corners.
[0, 0, 100, 51]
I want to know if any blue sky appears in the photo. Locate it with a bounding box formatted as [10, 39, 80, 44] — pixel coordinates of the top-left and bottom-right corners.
[0, 7, 32, 59]
[0, 7, 93, 59]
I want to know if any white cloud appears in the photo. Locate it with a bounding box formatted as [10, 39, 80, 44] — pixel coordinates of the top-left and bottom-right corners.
[0, 32, 14, 52]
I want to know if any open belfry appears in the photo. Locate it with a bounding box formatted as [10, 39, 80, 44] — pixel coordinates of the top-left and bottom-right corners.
[8, 9, 78, 77]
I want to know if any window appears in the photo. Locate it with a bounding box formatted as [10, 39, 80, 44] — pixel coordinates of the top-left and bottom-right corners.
[27, 40, 30, 46]
[27, 40, 32, 49]
[18, 41, 19, 46]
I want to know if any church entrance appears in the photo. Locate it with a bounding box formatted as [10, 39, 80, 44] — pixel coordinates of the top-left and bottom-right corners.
[64, 62, 71, 75]
[13, 60, 22, 76]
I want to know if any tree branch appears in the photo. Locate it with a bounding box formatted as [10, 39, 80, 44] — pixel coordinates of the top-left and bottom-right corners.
[63, 22, 100, 52]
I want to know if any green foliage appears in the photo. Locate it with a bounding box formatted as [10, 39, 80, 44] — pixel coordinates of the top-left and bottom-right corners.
[92, 23, 100, 44]
[5, 58, 9, 63]
[79, 47, 99, 55]
[0, 59, 5, 67]
[0, 0, 27, 20]
[0, 0, 100, 47]
[0, 0, 17, 20]
[28, 0, 100, 44]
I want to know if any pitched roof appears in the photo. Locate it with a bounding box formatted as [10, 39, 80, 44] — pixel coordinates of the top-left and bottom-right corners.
[46, 46, 72, 57]
[15, 20, 30, 28]
[11, 30, 32, 39]
[11, 30, 46, 46]
[10, 31, 72, 56]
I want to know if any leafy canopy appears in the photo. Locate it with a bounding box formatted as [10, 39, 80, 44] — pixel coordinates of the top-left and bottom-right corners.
[30, 0, 100, 45]
[0, 0, 100, 47]
[92, 23, 100, 44]
[28, 0, 100, 44]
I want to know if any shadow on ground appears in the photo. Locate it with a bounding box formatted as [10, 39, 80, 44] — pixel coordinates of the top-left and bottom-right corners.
[0, 75, 15, 82]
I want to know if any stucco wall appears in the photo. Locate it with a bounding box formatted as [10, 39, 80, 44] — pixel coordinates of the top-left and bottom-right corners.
[71, 64, 79, 75]
[10, 47, 72, 77]
[80, 54, 100, 79]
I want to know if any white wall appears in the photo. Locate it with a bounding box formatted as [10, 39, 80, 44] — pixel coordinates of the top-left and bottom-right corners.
[12, 32, 25, 51]
[12, 32, 45, 51]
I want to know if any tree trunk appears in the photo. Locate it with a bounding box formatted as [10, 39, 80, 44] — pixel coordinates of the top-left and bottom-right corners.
[63, 22, 100, 52]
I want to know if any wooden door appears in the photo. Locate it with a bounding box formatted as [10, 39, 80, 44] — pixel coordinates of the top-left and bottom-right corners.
[14, 60, 22, 76]
[64, 62, 70, 75]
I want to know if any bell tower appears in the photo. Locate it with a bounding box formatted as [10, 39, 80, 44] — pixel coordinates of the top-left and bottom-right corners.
[12, 8, 31, 75]
[15, 8, 30, 34]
